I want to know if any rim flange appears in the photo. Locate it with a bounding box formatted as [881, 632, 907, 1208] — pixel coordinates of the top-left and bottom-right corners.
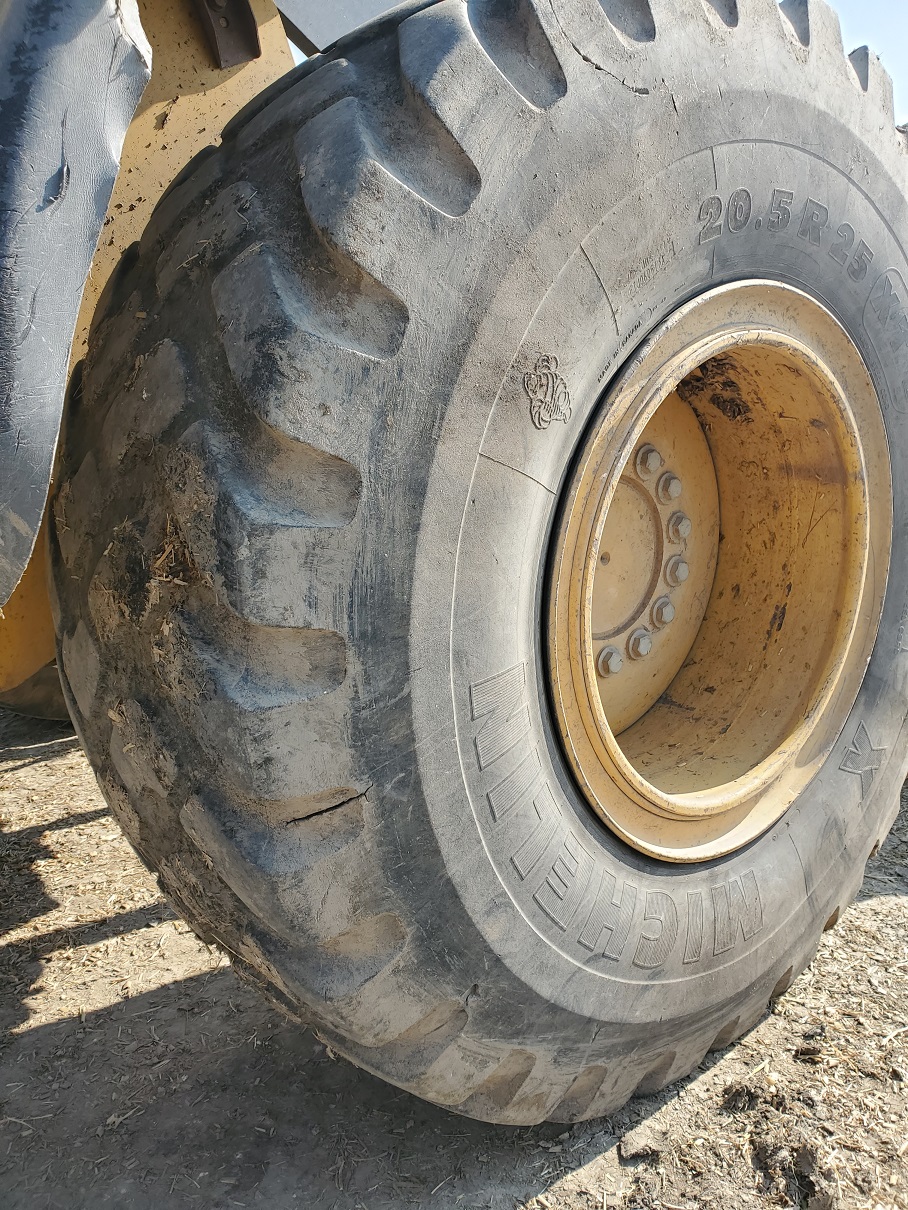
[548, 281, 891, 862]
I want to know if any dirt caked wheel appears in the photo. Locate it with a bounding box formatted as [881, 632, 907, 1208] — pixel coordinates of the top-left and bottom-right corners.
[51, 0, 908, 1123]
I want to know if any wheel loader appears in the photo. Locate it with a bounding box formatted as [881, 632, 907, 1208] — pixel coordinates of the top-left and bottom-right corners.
[2, 0, 907, 1124]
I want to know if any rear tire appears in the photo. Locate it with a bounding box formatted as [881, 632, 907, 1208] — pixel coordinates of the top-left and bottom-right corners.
[51, 0, 908, 1123]
[0, 662, 69, 721]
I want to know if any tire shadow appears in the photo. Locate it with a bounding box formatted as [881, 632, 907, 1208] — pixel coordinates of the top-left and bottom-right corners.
[0, 967, 620, 1209]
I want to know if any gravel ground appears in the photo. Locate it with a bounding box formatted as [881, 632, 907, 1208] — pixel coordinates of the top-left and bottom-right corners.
[1, 704, 907, 1209]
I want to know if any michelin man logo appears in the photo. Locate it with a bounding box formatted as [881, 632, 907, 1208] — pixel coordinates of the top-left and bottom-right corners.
[524, 355, 572, 431]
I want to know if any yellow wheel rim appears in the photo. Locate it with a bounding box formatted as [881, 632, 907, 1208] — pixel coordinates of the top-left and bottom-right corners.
[548, 282, 891, 861]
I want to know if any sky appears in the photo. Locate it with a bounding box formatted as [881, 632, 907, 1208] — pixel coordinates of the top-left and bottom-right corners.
[824, 0, 907, 123]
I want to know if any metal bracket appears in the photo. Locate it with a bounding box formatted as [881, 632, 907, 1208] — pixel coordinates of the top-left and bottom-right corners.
[191, 0, 261, 68]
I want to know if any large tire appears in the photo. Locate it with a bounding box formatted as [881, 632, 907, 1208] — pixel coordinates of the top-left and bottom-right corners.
[51, 0, 908, 1124]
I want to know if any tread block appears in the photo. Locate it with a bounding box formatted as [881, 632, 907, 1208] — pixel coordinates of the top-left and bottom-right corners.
[141, 148, 225, 257]
[736, 0, 793, 29]
[59, 621, 100, 721]
[316, 993, 474, 1073]
[326, 50, 481, 217]
[171, 421, 361, 534]
[708, 1015, 741, 1051]
[632, 1049, 677, 1097]
[155, 182, 265, 297]
[296, 97, 451, 296]
[454, 1048, 538, 1122]
[84, 289, 149, 403]
[780, 0, 845, 64]
[234, 58, 357, 152]
[179, 795, 424, 1037]
[89, 242, 141, 342]
[187, 500, 357, 631]
[364, 999, 470, 1067]
[99, 339, 188, 466]
[398, 1, 547, 173]
[107, 698, 178, 803]
[419, 1035, 510, 1106]
[165, 426, 360, 630]
[53, 452, 101, 571]
[465, 0, 567, 108]
[213, 239, 406, 364]
[173, 608, 346, 710]
[728, 996, 769, 1041]
[301, 949, 443, 1046]
[212, 240, 407, 445]
[95, 768, 145, 850]
[648, 0, 726, 32]
[475, 1051, 577, 1125]
[181, 793, 375, 948]
[549, 1063, 610, 1122]
[155, 612, 357, 800]
[848, 46, 896, 120]
[300, 912, 409, 1003]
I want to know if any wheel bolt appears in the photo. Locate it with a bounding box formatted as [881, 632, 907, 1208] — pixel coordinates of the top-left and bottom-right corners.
[597, 646, 623, 677]
[651, 596, 675, 628]
[657, 472, 682, 503]
[635, 444, 663, 479]
[665, 555, 690, 586]
[627, 628, 653, 660]
[667, 510, 692, 542]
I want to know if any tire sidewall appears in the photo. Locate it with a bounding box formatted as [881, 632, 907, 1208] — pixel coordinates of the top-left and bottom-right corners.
[407, 92, 908, 1028]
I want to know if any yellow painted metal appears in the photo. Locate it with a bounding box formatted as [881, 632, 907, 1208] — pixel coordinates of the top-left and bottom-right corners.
[0, 518, 56, 693]
[0, 0, 292, 701]
[70, 0, 293, 367]
[549, 282, 891, 862]
[592, 391, 720, 735]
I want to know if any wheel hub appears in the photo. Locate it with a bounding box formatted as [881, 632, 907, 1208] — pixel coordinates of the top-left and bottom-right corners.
[592, 390, 719, 736]
[548, 282, 891, 861]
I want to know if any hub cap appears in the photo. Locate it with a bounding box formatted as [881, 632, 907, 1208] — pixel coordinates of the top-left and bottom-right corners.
[548, 282, 891, 861]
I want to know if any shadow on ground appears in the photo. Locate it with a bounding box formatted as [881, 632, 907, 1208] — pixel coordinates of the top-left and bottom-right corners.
[2, 969, 625, 1209]
[2, 709, 907, 1208]
[0, 708, 649, 1208]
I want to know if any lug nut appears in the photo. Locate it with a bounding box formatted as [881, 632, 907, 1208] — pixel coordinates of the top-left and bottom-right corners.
[635, 444, 663, 479]
[665, 555, 690, 586]
[667, 510, 692, 542]
[657, 472, 682, 503]
[652, 596, 675, 628]
[627, 628, 653, 660]
[597, 646, 623, 677]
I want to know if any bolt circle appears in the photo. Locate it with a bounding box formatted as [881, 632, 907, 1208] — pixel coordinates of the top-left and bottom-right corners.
[665, 554, 690, 586]
[651, 596, 676, 628]
[627, 628, 653, 660]
[667, 510, 692, 542]
[635, 443, 663, 479]
[657, 472, 683, 503]
[596, 646, 624, 677]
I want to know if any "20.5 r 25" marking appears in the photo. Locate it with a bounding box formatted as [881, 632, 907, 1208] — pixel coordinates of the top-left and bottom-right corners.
[698, 187, 875, 282]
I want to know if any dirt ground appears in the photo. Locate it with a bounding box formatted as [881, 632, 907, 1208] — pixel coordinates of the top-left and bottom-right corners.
[1, 706, 907, 1209]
